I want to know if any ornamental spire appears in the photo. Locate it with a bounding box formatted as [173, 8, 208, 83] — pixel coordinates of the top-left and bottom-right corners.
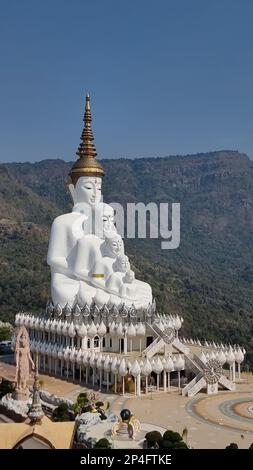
[76, 94, 97, 159]
[69, 94, 104, 184]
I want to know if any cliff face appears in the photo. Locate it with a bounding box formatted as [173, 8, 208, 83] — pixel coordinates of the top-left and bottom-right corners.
[1, 150, 253, 363]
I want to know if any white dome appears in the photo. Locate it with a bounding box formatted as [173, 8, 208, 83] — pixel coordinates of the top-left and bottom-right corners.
[45, 319, 51, 332]
[62, 321, 68, 336]
[103, 355, 111, 372]
[152, 357, 163, 374]
[174, 355, 185, 371]
[68, 322, 76, 338]
[24, 315, 30, 327]
[116, 322, 124, 337]
[235, 347, 244, 364]
[51, 344, 58, 359]
[210, 351, 216, 360]
[217, 350, 226, 365]
[111, 357, 119, 374]
[38, 319, 44, 332]
[63, 346, 70, 360]
[70, 348, 77, 363]
[77, 323, 87, 338]
[119, 358, 127, 376]
[164, 356, 174, 372]
[109, 321, 116, 336]
[199, 351, 207, 364]
[136, 322, 146, 336]
[97, 321, 107, 336]
[96, 354, 103, 370]
[142, 358, 152, 376]
[89, 352, 96, 367]
[56, 320, 63, 335]
[130, 360, 141, 377]
[127, 323, 136, 337]
[82, 351, 89, 366]
[15, 313, 21, 326]
[174, 315, 182, 331]
[57, 346, 63, 359]
[87, 321, 97, 338]
[226, 347, 235, 365]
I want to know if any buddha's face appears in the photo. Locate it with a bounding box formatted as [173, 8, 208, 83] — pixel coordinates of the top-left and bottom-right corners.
[106, 234, 124, 257]
[125, 270, 135, 283]
[117, 255, 130, 272]
[103, 204, 115, 235]
[70, 177, 102, 206]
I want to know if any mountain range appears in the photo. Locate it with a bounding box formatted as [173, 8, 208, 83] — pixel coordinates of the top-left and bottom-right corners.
[0, 150, 253, 365]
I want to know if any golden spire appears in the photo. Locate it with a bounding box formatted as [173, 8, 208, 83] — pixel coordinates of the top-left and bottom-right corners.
[69, 94, 104, 184]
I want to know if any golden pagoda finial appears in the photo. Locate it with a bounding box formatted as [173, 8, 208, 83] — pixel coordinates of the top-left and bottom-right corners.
[69, 94, 104, 184]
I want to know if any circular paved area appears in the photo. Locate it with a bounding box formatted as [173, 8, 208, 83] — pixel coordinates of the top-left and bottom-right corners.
[187, 393, 253, 435]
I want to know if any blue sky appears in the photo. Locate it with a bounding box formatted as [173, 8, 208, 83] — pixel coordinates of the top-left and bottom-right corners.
[0, 0, 253, 163]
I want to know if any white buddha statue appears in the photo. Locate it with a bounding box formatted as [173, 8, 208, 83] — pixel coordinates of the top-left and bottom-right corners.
[47, 94, 152, 310]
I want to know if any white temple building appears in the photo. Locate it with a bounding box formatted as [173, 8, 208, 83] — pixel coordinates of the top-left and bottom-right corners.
[15, 95, 245, 397]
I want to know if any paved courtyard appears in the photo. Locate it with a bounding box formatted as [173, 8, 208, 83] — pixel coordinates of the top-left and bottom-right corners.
[1, 359, 253, 449]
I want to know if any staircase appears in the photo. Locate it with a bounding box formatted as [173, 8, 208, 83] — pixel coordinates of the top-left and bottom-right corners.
[142, 337, 165, 358]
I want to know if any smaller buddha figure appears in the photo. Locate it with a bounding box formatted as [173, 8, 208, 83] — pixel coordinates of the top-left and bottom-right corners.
[91, 233, 125, 287]
[120, 270, 137, 299]
[14, 326, 34, 400]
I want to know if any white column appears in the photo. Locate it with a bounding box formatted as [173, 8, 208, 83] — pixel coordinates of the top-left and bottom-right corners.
[163, 370, 167, 392]
[232, 362, 236, 382]
[124, 337, 128, 355]
[114, 374, 117, 393]
[167, 372, 170, 390]
[106, 372, 109, 391]
[99, 370, 102, 389]
[238, 363, 241, 380]
[137, 373, 141, 396]
[178, 371, 181, 389]
[145, 376, 148, 394]
[79, 364, 82, 383]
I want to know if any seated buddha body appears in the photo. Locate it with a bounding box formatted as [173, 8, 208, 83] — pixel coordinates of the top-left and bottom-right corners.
[47, 95, 152, 309]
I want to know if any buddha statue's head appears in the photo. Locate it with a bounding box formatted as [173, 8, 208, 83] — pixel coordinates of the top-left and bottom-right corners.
[124, 270, 135, 283]
[116, 254, 131, 273]
[103, 203, 116, 237]
[68, 176, 102, 207]
[105, 233, 124, 258]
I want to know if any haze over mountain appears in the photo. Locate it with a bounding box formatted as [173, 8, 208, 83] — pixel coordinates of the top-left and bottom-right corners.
[1, 150, 253, 364]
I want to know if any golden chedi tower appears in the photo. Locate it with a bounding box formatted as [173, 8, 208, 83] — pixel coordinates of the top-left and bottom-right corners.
[69, 94, 104, 184]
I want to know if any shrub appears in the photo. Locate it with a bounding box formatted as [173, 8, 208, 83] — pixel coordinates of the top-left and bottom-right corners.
[173, 441, 189, 449]
[145, 431, 162, 444]
[93, 438, 111, 449]
[73, 394, 89, 415]
[159, 440, 173, 449]
[249, 443, 253, 450]
[53, 403, 74, 422]
[0, 379, 14, 398]
[163, 430, 182, 442]
[95, 401, 104, 408]
[225, 443, 238, 449]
